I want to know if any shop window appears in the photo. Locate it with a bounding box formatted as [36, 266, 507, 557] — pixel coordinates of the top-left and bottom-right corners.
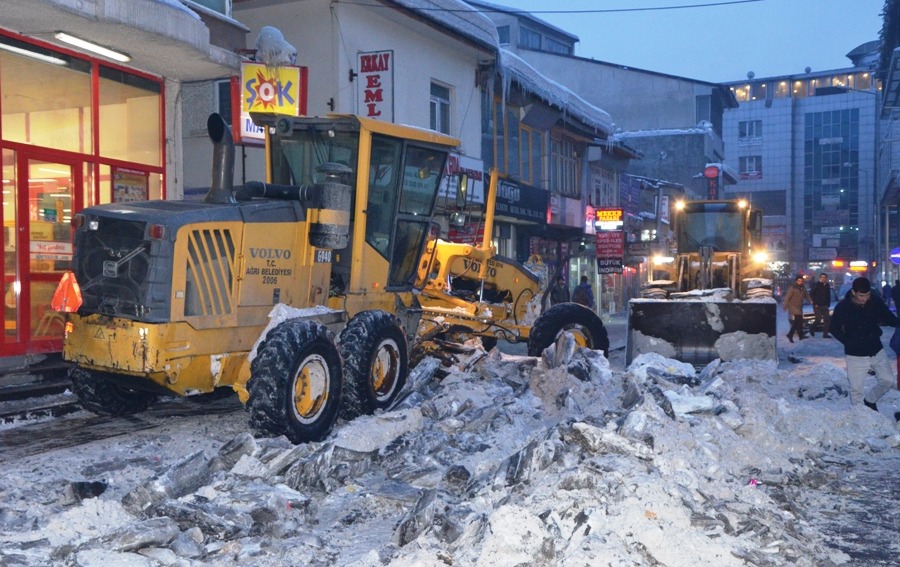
[775, 80, 790, 97]
[99, 66, 162, 166]
[0, 36, 93, 153]
[750, 82, 767, 101]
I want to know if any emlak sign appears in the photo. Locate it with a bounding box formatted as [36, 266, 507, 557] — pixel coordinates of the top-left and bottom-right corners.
[357, 50, 394, 121]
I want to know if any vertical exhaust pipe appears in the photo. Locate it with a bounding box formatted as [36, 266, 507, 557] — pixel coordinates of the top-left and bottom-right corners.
[206, 113, 237, 204]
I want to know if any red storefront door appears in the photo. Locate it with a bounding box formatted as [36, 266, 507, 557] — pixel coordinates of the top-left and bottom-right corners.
[2, 151, 81, 356]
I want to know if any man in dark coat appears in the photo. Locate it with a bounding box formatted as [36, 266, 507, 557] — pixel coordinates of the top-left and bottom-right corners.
[809, 273, 832, 338]
[549, 276, 569, 305]
[892, 279, 900, 314]
[830, 277, 900, 412]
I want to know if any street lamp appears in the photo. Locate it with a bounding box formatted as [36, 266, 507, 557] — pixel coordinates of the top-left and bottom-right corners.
[843, 162, 875, 276]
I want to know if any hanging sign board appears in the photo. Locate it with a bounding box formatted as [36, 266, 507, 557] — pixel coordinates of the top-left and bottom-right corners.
[357, 50, 394, 121]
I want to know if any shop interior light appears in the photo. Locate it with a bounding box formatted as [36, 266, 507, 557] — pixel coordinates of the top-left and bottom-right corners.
[0, 41, 67, 65]
[54, 32, 131, 63]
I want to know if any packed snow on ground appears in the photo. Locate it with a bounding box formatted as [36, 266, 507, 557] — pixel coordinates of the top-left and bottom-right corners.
[0, 329, 898, 566]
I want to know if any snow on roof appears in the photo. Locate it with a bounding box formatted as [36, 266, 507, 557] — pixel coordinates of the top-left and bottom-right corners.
[499, 49, 614, 136]
[612, 122, 714, 139]
[390, 0, 500, 51]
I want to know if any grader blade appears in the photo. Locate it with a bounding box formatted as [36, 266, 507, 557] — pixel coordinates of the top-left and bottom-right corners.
[626, 299, 777, 367]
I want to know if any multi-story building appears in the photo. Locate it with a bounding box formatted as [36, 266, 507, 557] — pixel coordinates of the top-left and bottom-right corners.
[467, 0, 737, 308]
[722, 42, 881, 284]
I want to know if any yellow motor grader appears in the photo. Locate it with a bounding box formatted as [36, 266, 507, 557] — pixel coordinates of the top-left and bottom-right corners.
[57, 112, 608, 444]
[414, 170, 609, 360]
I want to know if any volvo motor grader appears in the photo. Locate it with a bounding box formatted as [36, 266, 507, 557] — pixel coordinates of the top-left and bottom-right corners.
[626, 198, 777, 367]
[57, 112, 608, 444]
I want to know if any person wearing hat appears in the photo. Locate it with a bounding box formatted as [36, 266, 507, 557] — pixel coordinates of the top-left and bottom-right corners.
[829, 276, 900, 413]
[782, 275, 812, 343]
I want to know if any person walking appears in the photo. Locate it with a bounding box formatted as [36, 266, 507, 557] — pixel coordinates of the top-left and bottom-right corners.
[549, 276, 570, 305]
[891, 279, 900, 314]
[829, 277, 900, 412]
[882, 281, 892, 309]
[783, 274, 811, 343]
[572, 275, 594, 308]
[809, 273, 832, 338]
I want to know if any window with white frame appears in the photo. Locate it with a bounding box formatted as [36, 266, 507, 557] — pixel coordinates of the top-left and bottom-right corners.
[739, 155, 762, 179]
[738, 119, 762, 140]
[430, 82, 450, 135]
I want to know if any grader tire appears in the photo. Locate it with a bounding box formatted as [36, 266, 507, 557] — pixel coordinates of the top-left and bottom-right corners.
[340, 310, 408, 420]
[70, 366, 157, 416]
[527, 303, 610, 358]
[247, 318, 342, 443]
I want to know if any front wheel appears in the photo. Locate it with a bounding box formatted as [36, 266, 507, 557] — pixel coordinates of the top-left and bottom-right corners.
[527, 303, 609, 358]
[70, 366, 157, 416]
[340, 310, 408, 420]
[247, 318, 342, 444]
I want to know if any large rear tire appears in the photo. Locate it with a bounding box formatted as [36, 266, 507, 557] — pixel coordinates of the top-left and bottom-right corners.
[527, 303, 609, 358]
[70, 366, 157, 416]
[340, 310, 408, 419]
[247, 318, 342, 443]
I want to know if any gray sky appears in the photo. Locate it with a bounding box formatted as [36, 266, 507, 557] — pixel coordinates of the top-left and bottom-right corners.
[497, 0, 885, 83]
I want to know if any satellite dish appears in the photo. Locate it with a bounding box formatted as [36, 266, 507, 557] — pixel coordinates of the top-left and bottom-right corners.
[805, 67, 812, 74]
[747, 71, 755, 79]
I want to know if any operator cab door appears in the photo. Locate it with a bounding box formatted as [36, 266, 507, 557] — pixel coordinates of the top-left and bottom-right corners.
[362, 136, 448, 290]
[2, 152, 81, 356]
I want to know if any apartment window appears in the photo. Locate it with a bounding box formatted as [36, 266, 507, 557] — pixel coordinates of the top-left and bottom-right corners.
[430, 82, 450, 135]
[550, 135, 578, 196]
[544, 37, 571, 55]
[739, 156, 762, 179]
[497, 25, 510, 45]
[518, 124, 543, 185]
[738, 120, 762, 140]
[483, 97, 544, 185]
[519, 27, 541, 50]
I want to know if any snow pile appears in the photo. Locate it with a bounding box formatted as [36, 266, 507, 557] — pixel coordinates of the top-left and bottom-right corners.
[0, 334, 898, 566]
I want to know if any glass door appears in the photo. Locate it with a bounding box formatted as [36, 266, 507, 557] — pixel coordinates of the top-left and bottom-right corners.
[1, 152, 80, 354]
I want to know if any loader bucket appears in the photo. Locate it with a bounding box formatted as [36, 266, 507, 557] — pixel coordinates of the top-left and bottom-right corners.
[626, 299, 777, 367]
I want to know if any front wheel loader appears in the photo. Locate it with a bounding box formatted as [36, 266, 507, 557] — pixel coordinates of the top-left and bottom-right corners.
[625, 199, 777, 368]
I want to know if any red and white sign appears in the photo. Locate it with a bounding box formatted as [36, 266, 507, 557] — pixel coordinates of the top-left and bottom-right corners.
[703, 166, 720, 179]
[357, 50, 394, 121]
[595, 230, 625, 257]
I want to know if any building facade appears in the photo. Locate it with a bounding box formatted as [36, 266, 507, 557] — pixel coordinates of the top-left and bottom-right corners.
[722, 46, 881, 284]
[0, 0, 243, 364]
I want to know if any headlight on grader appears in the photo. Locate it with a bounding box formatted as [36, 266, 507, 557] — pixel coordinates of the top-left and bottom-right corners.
[752, 250, 769, 264]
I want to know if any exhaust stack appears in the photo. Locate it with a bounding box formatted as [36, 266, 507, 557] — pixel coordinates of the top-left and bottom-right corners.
[206, 113, 237, 204]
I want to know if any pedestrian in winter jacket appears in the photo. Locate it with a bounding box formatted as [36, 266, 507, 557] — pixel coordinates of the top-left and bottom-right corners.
[830, 277, 900, 412]
[892, 280, 900, 314]
[809, 273, 832, 338]
[549, 276, 570, 305]
[782, 275, 811, 342]
[572, 275, 594, 308]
